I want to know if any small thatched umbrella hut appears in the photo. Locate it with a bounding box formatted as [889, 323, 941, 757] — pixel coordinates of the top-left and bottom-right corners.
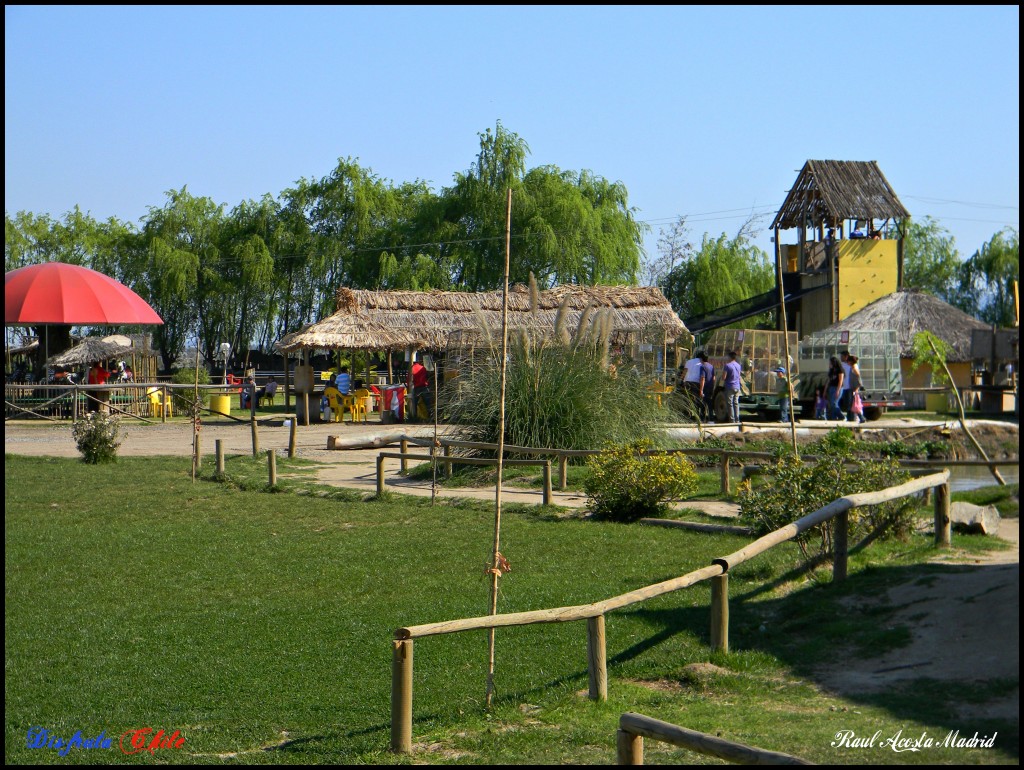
[818, 290, 989, 408]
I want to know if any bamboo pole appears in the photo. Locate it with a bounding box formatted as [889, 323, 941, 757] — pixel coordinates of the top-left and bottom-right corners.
[586, 614, 608, 701]
[710, 573, 729, 653]
[774, 230, 798, 455]
[432, 363, 439, 506]
[390, 639, 414, 754]
[485, 187, 513, 708]
[191, 347, 200, 480]
[927, 336, 1005, 485]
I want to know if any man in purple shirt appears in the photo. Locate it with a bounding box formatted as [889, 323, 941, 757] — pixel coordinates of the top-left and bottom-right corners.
[723, 350, 743, 424]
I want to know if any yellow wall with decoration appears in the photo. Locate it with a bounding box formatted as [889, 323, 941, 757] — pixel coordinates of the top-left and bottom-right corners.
[837, 240, 898, 319]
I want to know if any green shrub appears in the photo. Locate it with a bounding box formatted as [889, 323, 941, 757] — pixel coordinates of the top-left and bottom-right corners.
[71, 412, 123, 464]
[584, 440, 699, 522]
[738, 449, 914, 566]
[170, 366, 210, 415]
[811, 426, 857, 456]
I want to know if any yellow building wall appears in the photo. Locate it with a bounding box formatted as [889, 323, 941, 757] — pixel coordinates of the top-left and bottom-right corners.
[837, 240, 898, 319]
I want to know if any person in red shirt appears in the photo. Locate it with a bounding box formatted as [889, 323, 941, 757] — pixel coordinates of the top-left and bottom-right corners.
[86, 361, 110, 412]
[411, 360, 431, 422]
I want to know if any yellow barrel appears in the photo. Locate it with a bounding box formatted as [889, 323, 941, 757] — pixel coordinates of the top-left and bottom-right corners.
[210, 394, 231, 416]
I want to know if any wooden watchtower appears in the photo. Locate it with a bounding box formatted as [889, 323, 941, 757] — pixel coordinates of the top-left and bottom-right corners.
[771, 160, 910, 337]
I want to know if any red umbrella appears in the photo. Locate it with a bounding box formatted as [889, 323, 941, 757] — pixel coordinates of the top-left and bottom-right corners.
[5, 262, 163, 325]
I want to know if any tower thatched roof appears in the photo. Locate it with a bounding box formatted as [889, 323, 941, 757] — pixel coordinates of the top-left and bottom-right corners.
[772, 160, 910, 231]
[276, 285, 689, 353]
[819, 290, 989, 362]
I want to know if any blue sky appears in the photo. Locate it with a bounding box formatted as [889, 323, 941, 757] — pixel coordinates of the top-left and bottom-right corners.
[5, 5, 1019, 268]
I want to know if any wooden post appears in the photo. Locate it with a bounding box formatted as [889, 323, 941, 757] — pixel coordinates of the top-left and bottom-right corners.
[195, 430, 201, 471]
[710, 573, 729, 653]
[922, 487, 932, 506]
[443, 444, 452, 478]
[400, 439, 409, 473]
[390, 639, 414, 754]
[161, 385, 168, 424]
[587, 614, 608, 701]
[934, 482, 951, 548]
[542, 460, 552, 506]
[288, 416, 297, 459]
[72, 384, 78, 423]
[617, 729, 644, 765]
[377, 454, 386, 496]
[267, 450, 277, 487]
[303, 392, 309, 427]
[720, 451, 730, 495]
[833, 510, 848, 582]
[558, 455, 568, 490]
[251, 416, 260, 457]
[216, 439, 225, 476]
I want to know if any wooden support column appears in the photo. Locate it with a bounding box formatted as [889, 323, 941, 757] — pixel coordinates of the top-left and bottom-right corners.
[617, 729, 643, 765]
[720, 452, 730, 495]
[288, 416, 297, 458]
[377, 454, 386, 496]
[558, 455, 568, 490]
[216, 439, 225, 476]
[934, 482, 951, 548]
[587, 615, 608, 701]
[833, 510, 849, 582]
[390, 639, 414, 754]
[542, 461, 552, 506]
[400, 439, 409, 473]
[710, 573, 729, 653]
[267, 450, 277, 487]
[443, 444, 452, 478]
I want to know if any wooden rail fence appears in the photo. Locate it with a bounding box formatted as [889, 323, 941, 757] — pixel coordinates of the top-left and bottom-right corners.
[389, 470, 951, 753]
[616, 712, 812, 765]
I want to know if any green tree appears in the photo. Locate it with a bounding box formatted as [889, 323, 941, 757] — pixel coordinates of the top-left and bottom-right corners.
[660, 230, 774, 323]
[955, 228, 1019, 326]
[901, 216, 962, 302]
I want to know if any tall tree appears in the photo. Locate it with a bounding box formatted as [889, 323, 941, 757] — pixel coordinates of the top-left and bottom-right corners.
[956, 227, 1019, 326]
[660, 229, 774, 325]
[901, 216, 962, 302]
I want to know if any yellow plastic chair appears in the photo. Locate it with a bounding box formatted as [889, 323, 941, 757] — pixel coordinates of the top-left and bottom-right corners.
[147, 387, 172, 418]
[326, 392, 345, 423]
[347, 390, 368, 423]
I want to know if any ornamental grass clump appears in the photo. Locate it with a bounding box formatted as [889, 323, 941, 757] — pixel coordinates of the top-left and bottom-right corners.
[443, 275, 669, 452]
[71, 412, 123, 464]
[584, 440, 699, 522]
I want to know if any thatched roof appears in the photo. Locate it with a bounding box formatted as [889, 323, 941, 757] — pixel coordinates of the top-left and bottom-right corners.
[772, 160, 910, 231]
[47, 335, 141, 367]
[819, 290, 989, 362]
[276, 285, 689, 353]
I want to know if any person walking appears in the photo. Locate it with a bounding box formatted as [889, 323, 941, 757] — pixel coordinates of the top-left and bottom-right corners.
[839, 351, 854, 418]
[826, 356, 845, 420]
[722, 350, 742, 424]
[699, 352, 715, 423]
[847, 354, 866, 424]
[774, 367, 792, 424]
[681, 351, 703, 420]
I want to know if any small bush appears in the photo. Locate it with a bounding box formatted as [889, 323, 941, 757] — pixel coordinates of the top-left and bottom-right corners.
[739, 449, 914, 566]
[170, 367, 211, 415]
[584, 440, 699, 522]
[71, 412, 123, 464]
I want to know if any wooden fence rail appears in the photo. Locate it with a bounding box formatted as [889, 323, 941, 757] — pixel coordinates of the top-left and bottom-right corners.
[376, 451, 552, 505]
[389, 470, 951, 754]
[616, 712, 812, 765]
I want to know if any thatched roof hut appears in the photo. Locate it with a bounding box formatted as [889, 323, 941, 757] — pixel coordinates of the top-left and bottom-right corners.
[819, 290, 988, 362]
[772, 160, 910, 232]
[276, 285, 689, 353]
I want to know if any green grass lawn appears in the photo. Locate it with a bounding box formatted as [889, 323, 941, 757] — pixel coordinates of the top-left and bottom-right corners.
[4, 454, 1018, 764]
